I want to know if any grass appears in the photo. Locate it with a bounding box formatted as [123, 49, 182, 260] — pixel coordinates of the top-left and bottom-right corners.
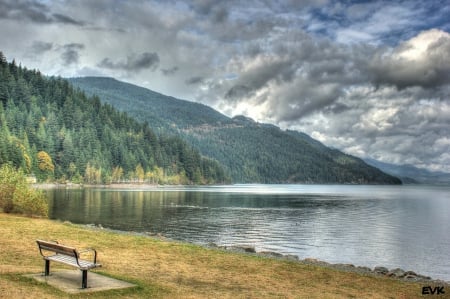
[0, 212, 444, 298]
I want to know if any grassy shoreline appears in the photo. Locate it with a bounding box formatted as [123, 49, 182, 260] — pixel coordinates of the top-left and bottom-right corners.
[0, 213, 445, 298]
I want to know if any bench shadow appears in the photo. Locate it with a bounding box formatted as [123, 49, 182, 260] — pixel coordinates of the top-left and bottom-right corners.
[25, 270, 137, 294]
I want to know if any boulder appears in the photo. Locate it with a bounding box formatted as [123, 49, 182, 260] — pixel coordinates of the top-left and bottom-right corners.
[387, 268, 405, 278]
[259, 251, 284, 258]
[373, 266, 389, 275]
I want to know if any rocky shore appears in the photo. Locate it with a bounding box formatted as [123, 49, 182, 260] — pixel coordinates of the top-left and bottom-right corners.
[83, 223, 449, 286]
[207, 244, 450, 285]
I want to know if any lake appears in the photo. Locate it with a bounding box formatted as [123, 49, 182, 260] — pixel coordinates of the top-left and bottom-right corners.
[45, 184, 450, 281]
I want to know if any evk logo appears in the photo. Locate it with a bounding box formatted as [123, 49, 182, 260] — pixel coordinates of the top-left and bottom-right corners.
[422, 286, 445, 295]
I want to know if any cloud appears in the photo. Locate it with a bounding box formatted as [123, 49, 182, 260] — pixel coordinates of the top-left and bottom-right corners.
[61, 43, 84, 66]
[161, 66, 179, 76]
[190, 0, 229, 23]
[0, 0, 84, 25]
[185, 76, 204, 85]
[52, 13, 84, 26]
[220, 29, 450, 121]
[98, 52, 160, 72]
[368, 29, 450, 89]
[31, 41, 53, 54]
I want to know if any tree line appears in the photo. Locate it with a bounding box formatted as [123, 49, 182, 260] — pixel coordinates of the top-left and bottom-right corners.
[0, 51, 229, 184]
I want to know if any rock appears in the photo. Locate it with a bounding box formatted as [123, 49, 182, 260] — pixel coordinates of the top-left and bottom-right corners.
[336, 263, 355, 268]
[302, 258, 330, 266]
[387, 268, 405, 278]
[207, 242, 219, 248]
[404, 270, 417, 276]
[222, 245, 256, 253]
[285, 254, 299, 261]
[303, 258, 320, 263]
[241, 246, 256, 253]
[404, 274, 419, 280]
[417, 274, 432, 280]
[356, 266, 372, 273]
[373, 266, 389, 275]
[259, 251, 284, 258]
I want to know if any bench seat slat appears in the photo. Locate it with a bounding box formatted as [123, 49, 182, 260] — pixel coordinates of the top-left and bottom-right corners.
[45, 254, 99, 270]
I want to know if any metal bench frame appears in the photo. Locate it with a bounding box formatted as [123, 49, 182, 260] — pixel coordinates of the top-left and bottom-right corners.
[36, 239, 101, 289]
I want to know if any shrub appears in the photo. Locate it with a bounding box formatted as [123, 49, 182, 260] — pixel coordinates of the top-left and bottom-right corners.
[0, 164, 48, 217]
[12, 186, 48, 217]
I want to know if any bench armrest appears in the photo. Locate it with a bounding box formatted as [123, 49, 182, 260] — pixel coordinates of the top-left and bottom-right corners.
[77, 248, 98, 264]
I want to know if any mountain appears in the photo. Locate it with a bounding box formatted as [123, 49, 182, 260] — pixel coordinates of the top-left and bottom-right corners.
[0, 52, 228, 184]
[364, 158, 450, 185]
[70, 77, 401, 184]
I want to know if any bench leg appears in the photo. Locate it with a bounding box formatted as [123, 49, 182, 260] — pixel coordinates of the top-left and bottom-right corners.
[44, 260, 50, 276]
[81, 270, 88, 289]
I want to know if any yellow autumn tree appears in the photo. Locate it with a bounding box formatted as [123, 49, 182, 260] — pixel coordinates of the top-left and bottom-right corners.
[135, 164, 145, 183]
[111, 166, 124, 183]
[37, 151, 54, 172]
[36, 151, 54, 181]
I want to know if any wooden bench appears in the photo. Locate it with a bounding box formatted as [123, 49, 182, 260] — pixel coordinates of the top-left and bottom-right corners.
[36, 240, 101, 289]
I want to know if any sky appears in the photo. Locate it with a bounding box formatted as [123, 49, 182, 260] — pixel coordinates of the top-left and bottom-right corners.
[1, 0, 450, 172]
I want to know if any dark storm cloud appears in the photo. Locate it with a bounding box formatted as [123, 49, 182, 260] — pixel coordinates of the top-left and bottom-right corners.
[191, 0, 229, 23]
[161, 66, 179, 76]
[185, 76, 204, 85]
[225, 85, 252, 100]
[225, 56, 298, 102]
[222, 33, 371, 118]
[61, 43, 84, 66]
[31, 41, 53, 54]
[98, 52, 160, 72]
[52, 13, 84, 26]
[0, 0, 84, 25]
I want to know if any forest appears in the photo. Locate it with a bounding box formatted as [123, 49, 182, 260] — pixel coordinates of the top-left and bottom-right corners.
[0, 52, 229, 184]
[72, 77, 402, 184]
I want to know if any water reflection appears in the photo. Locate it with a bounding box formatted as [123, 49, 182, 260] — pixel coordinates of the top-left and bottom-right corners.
[46, 185, 450, 281]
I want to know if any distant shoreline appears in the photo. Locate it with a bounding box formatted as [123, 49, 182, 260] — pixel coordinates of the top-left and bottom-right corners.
[33, 182, 167, 190]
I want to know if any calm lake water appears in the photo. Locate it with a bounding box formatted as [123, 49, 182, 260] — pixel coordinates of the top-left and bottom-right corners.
[45, 184, 450, 281]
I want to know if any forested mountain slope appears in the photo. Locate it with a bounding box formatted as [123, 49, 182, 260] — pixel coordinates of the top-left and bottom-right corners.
[71, 77, 401, 184]
[0, 52, 228, 184]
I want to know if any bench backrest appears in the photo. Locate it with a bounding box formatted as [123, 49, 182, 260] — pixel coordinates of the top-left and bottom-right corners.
[36, 240, 78, 258]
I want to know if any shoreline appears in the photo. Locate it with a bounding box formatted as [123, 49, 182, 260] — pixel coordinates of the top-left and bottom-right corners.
[33, 182, 164, 190]
[82, 223, 450, 286]
[32, 182, 235, 190]
[2, 212, 440, 298]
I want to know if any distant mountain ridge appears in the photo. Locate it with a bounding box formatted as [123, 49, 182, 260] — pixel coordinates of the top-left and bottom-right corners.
[70, 77, 401, 184]
[364, 158, 450, 185]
